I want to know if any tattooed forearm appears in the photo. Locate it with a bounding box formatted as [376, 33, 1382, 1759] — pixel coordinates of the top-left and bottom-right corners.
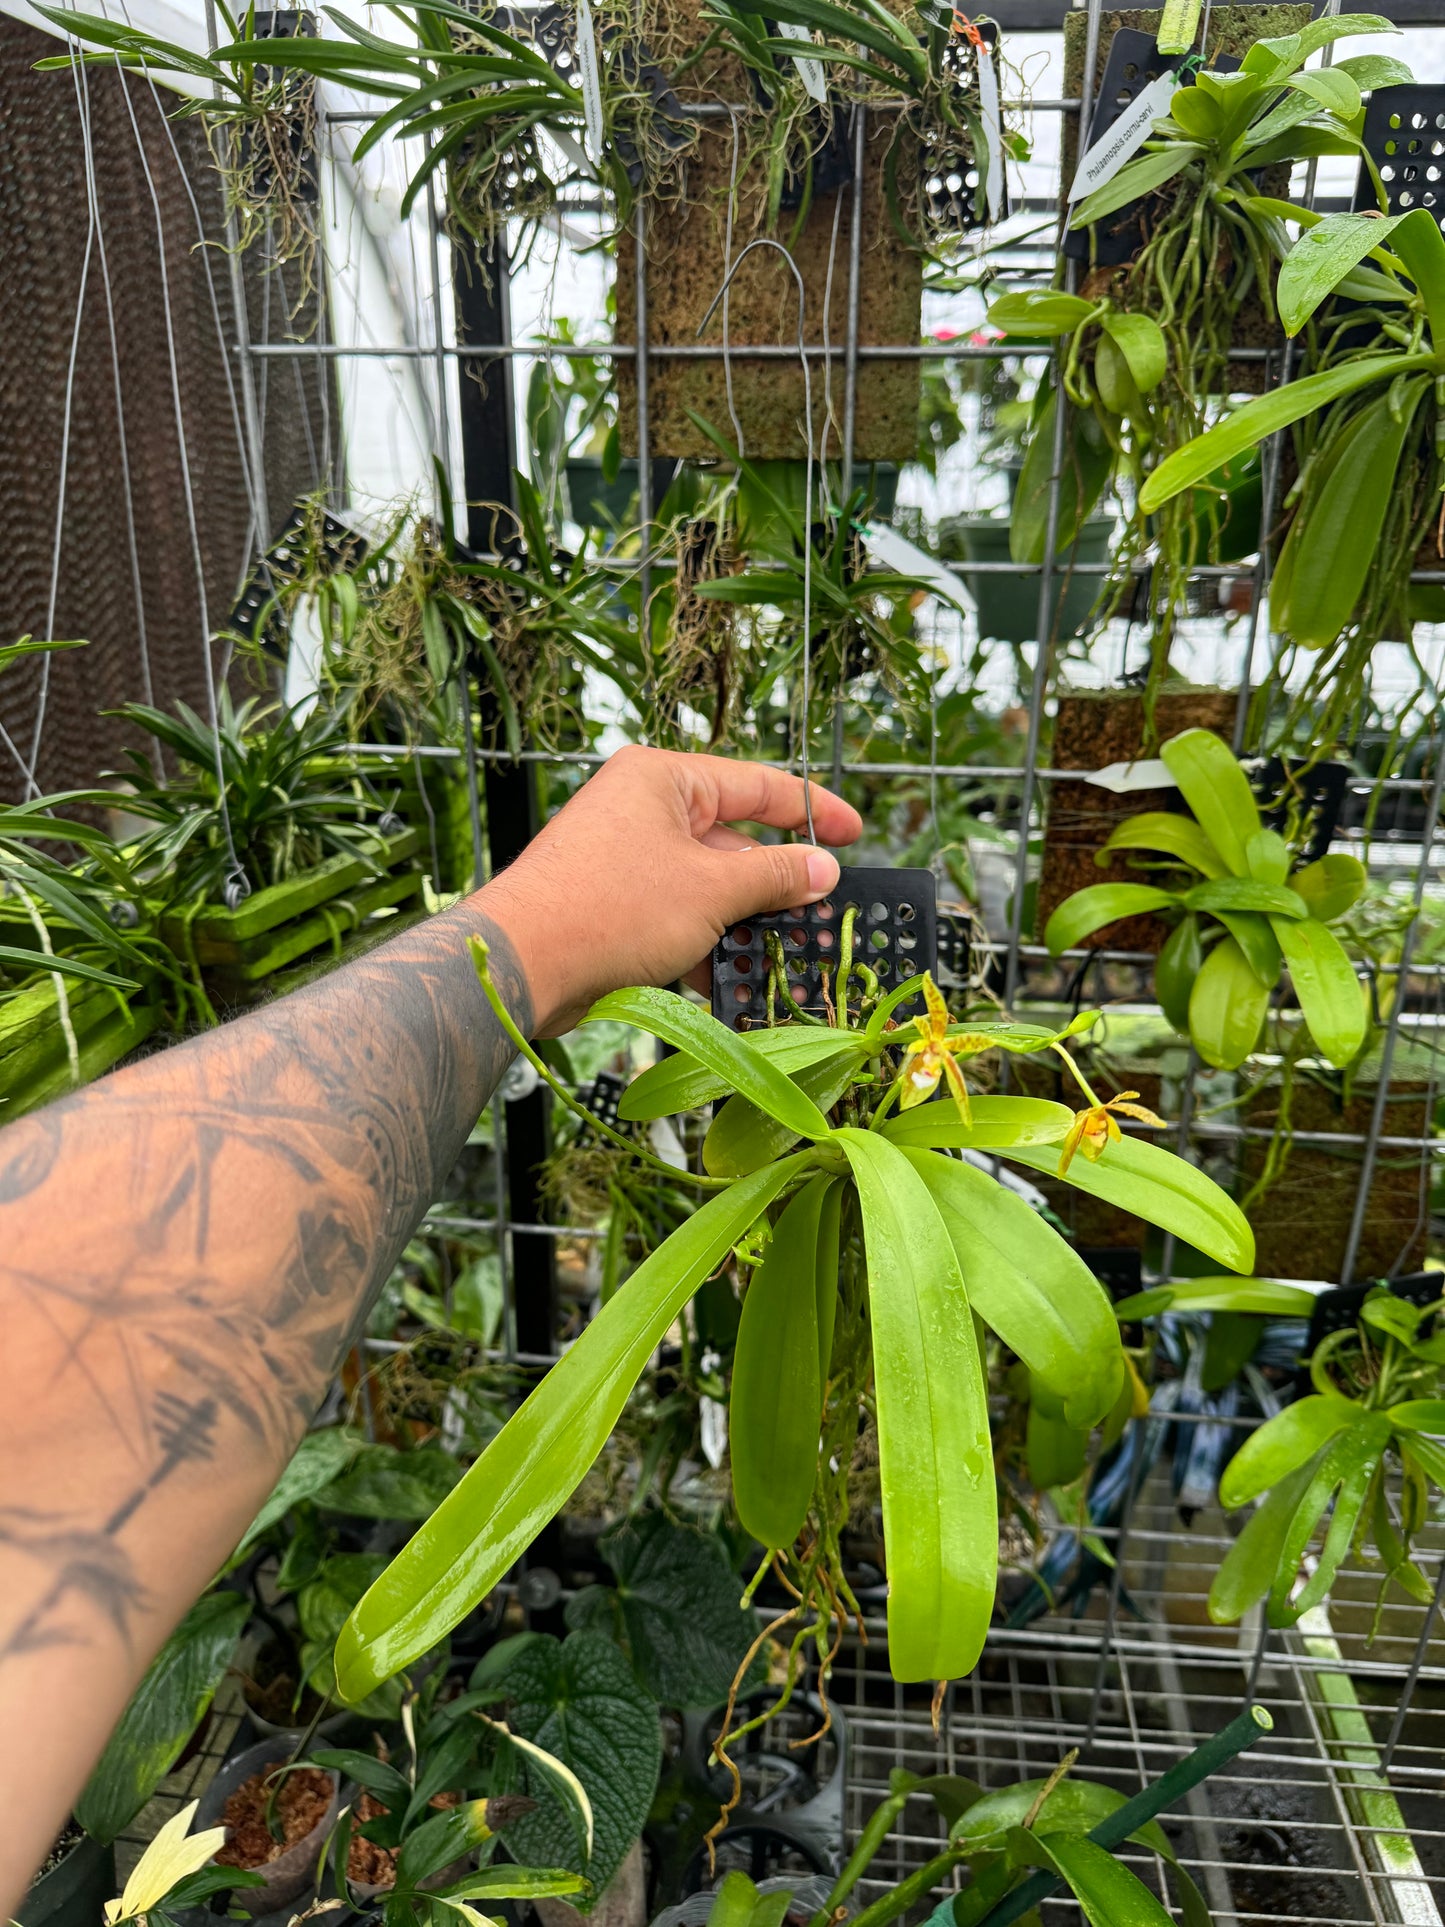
[0, 901, 528, 1673]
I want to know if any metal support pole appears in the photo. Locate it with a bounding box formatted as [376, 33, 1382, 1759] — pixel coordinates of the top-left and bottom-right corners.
[1380, 1553, 1445, 1773]
[840, 104, 867, 500]
[635, 195, 653, 720]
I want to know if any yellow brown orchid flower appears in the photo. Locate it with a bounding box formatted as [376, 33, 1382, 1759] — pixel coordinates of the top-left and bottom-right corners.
[1057, 1091, 1164, 1175]
[900, 975, 976, 1124]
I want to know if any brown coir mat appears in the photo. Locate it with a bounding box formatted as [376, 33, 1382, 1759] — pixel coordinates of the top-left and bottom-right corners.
[614, 0, 922, 461]
[0, 13, 332, 804]
[1035, 685, 1239, 954]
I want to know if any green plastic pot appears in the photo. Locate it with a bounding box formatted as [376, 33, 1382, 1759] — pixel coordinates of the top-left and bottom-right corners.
[938, 515, 1113, 644]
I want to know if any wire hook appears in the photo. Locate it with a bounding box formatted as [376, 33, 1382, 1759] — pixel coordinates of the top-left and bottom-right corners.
[699, 238, 818, 847]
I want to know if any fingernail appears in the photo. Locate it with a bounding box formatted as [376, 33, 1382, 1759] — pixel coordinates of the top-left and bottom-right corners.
[805, 849, 840, 896]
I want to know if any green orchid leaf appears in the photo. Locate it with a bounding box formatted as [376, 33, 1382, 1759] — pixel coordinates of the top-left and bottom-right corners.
[955, 1778, 1172, 1861]
[1010, 385, 1113, 563]
[1026, 1403, 1089, 1489]
[1006, 1136, 1255, 1273]
[1189, 935, 1270, 1070]
[1285, 66, 1361, 120]
[1218, 1394, 1360, 1509]
[1270, 1417, 1391, 1624]
[1381, 206, 1445, 353]
[1213, 911, 1281, 989]
[397, 1800, 510, 1891]
[703, 1054, 856, 1177]
[432, 1866, 589, 1903]
[1155, 913, 1203, 1033]
[882, 1094, 1076, 1150]
[1289, 854, 1366, 923]
[1116, 1278, 1316, 1321]
[1073, 143, 1203, 228]
[1014, 1832, 1174, 1927]
[1102, 811, 1225, 878]
[1160, 730, 1261, 875]
[1099, 312, 1168, 394]
[835, 1130, 994, 1682]
[1387, 1400, 1445, 1434]
[1044, 884, 1180, 956]
[1184, 879, 1307, 919]
[1362, 1290, 1426, 1344]
[564, 1512, 764, 1708]
[1269, 916, 1367, 1067]
[1209, 1456, 1319, 1624]
[1333, 53, 1415, 89]
[618, 1029, 863, 1121]
[76, 1591, 249, 1843]
[1245, 829, 1291, 886]
[987, 290, 1094, 336]
[903, 1148, 1122, 1429]
[0, 949, 137, 989]
[585, 989, 832, 1142]
[730, 1176, 834, 1547]
[1274, 387, 1425, 645]
[335, 1156, 810, 1702]
[1138, 354, 1424, 512]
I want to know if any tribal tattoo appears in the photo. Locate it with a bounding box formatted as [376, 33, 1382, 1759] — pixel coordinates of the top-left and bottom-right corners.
[0, 906, 530, 1666]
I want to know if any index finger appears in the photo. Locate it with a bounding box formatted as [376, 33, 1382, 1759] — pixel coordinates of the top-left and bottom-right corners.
[681, 756, 863, 849]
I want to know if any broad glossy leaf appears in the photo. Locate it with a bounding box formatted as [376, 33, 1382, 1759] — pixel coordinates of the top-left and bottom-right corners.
[1290, 853, 1366, 923]
[1185, 879, 1306, 919]
[479, 1631, 660, 1897]
[904, 1148, 1122, 1428]
[1209, 1456, 1318, 1623]
[1026, 1403, 1088, 1489]
[1116, 1277, 1315, 1321]
[335, 1157, 809, 1701]
[564, 1512, 763, 1708]
[1155, 914, 1203, 1033]
[1103, 811, 1225, 878]
[987, 290, 1094, 336]
[618, 1028, 863, 1120]
[1044, 884, 1179, 956]
[1189, 935, 1269, 1070]
[1006, 1136, 1255, 1273]
[1279, 214, 1411, 333]
[1160, 730, 1261, 875]
[703, 1054, 855, 1177]
[882, 1094, 1075, 1150]
[1270, 915, 1367, 1066]
[233, 1426, 363, 1556]
[585, 989, 832, 1142]
[1214, 911, 1281, 989]
[1010, 386, 1113, 564]
[76, 1591, 248, 1842]
[956, 1779, 1173, 1859]
[1100, 312, 1167, 394]
[1285, 66, 1361, 120]
[1219, 1394, 1360, 1509]
[318, 1441, 462, 1520]
[1245, 829, 1290, 886]
[1021, 1833, 1174, 1927]
[1388, 1400, 1445, 1434]
[1073, 143, 1203, 227]
[729, 1176, 833, 1546]
[1138, 355, 1424, 512]
[1334, 54, 1415, 89]
[836, 1131, 994, 1681]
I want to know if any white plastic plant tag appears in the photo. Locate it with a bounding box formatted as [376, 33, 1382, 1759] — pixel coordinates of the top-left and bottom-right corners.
[976, 38, 1004, 221]
[775, 18, 827, 103]
[1067, 69, 1178, 202]
[1082, 757, 1175, 793]
[860, 520, 973, 612]
[575, 0, 606, 163]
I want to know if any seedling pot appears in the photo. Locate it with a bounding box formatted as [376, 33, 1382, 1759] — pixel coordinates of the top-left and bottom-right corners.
[16, 1830, 116, 1927]
[194, 1739, 340, 1917]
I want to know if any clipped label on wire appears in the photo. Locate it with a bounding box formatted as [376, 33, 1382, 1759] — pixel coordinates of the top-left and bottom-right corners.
[575, 0, 606, 162]
[1067, 68, 1178, 203]
[1081, 757, 1175, 793]
[859, 521, 973, 612]
[775, 18, 828, 102]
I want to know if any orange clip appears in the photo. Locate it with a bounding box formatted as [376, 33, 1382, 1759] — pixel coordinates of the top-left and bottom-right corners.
[949, 8, 988, 51]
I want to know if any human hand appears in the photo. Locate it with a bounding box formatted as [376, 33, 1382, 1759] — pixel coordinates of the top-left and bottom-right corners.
[477, 746, 862, 1033]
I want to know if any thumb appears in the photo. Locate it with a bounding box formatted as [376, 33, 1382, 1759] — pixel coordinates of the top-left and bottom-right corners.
[704, 841, 841, 927]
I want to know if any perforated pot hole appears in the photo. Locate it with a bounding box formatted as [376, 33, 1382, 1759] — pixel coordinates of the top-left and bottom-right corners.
[1354, 86, 1445, 233]
[712, 868, 938, 1032]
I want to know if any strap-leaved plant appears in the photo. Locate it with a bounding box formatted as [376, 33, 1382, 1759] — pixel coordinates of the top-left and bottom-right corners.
[1044, 727, 1368, 1071]
[322, 920, 1252, 1717]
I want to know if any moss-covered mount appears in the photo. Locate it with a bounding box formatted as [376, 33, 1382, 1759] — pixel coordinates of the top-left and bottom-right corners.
[0, 975, 159, 1123]
[616, 0, 922, 461]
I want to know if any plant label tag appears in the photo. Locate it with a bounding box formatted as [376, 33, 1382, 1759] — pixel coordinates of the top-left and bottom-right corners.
[775, 18, 828, 102]
[976, 38, 1004, 221]
[859, 520, 973, 611]
[1082, 757, 1176, 793]
[1067, 69, 1178, 202]
[575, 0, 606, 163]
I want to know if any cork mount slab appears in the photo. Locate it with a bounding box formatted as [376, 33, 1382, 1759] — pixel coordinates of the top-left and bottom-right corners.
[712, 866, 938, 1031]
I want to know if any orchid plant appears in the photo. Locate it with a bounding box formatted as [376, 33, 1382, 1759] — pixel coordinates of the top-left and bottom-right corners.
[306, 919, 1251, 1742]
